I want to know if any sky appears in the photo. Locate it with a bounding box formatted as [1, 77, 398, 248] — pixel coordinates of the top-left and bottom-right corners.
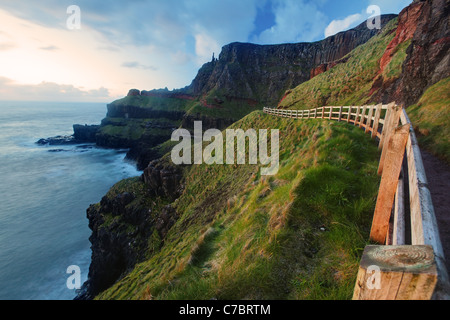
[0, 0, 412, 102]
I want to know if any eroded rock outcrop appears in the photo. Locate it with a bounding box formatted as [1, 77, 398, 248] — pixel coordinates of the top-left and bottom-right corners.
[371, 0, 450, 106]
[76, 160, 183, 299]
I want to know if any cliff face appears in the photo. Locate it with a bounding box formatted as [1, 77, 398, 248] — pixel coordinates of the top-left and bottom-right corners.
[76, 160, 183, 300]
[187, 15, 397, 105]
[370, 0, 449, 106]
[397, 0, 449, 106]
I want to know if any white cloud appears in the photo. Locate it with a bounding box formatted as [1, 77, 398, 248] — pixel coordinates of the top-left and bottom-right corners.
[324, 13, 363, 38]
[39, 45, 59, 51]
[0, 76, 111, 102]
[194, 33, 220, 65]
[121, 61, 157, 71]
[253, 0, 327, 44]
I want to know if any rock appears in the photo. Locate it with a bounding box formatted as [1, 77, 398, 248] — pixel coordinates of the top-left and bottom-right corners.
[36, 135, 76, 145]
[127, 89, 141, 96]
[373, 0, 450, 106]
[155, 205, 178, 239]
[73, 124, 99, 142]
[142, 159, 183, 200]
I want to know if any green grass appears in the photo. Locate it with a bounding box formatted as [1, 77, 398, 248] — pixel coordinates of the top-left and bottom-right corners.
[408, 77, 450, 163]
[185, 91, 263, 121]
[95, 111, 381, 300]
[382, 39, 411, 80]
[109, 95, 194, 112]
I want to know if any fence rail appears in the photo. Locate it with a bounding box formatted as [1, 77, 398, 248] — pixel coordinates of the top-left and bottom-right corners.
[263, 104, 449, 300]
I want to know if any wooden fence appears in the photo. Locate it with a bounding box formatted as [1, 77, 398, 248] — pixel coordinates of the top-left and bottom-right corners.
[263, 104, 450, 300]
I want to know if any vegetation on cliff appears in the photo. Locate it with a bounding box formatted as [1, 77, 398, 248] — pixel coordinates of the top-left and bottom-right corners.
[93, 111, 380, 300]
[408, 77, 450, 164]
[278, 18, 400, 109]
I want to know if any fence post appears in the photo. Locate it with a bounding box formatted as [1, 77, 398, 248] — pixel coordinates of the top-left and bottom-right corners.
[372, 104, 383, 139]
[347, 107, 352, 123]
[353, 245, 437, 300]
[370, 124, 411, 244]
[379, 103, 395, 149]
[355, 107, 360, 126]
[338, 106, 343, 122]
[378, 105, 402, 176]
[321, 107, 325, 119]
[366, 106, 374, 134]
[329, 107, 332, 120]
[359, 106, 367, 129]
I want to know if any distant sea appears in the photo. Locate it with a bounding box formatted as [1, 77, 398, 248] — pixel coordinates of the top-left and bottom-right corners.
[0, 101, 140, 300]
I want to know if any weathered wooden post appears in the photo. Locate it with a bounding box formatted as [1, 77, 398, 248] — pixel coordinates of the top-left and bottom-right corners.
[366, 106, 374, 134]
[338, 106, 343, 122]
[353, 245, 438, 300]
[378, 105, 403, 176]
[354, 107, 360, 126]
[359, 106, 367, 129]
[347, 106, 352, 123]
[379, 102, 396, 149]
[372, 104, 383, 139]
[370, 124, 410, 244]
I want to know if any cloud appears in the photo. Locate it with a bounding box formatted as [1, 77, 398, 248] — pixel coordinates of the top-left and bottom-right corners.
[324, 13, 363, 38]
[0, 42, 17, 51]
[0, 76, 110, 101]
[39, 45, 59, 51]
[194, 33, 220, 65]
[252, 0, 327, 44]
[121, 61, 157, 71]
[0, 0, 259, 65]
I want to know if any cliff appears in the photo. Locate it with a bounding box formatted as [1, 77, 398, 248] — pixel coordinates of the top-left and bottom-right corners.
[279, 0, 449, 110]
[186, 15, 397, 106]
[85, 15, 396, 169]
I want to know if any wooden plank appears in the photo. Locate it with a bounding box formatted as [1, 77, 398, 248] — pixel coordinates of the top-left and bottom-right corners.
[366, 106, 374, 134]
[353, 245, 437, 300]
[370, 124, 410, 244]
[372, 104, 383, 139]
[378, 105, 402, 176]
[400, 110, 450, 299]
[393, 174, 406, 245]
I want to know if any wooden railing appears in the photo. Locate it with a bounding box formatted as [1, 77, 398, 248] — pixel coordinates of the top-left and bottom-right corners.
[263, 104, 450, 300]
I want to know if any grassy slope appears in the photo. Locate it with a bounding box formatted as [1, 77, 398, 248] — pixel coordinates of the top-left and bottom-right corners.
[408, 77, 450, 164]
[109, 95, 194, 112]
[96, 111, 381, 300]
[279, 18, 399, 110]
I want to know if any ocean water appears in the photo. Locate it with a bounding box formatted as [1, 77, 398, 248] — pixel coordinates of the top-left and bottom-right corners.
[0, 101, 140, 300]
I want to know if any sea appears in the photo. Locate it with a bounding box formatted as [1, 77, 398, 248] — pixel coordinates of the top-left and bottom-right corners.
[0, 101, 140, 300]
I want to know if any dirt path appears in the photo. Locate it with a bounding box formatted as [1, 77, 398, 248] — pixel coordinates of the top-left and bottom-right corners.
[421, 150, 450, 273]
